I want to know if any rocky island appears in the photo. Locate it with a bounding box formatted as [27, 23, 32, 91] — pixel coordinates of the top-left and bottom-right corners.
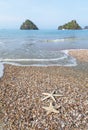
[84, 26, 88, 29]
[58, 20, 82, 30]
[20, 19, 39, 30]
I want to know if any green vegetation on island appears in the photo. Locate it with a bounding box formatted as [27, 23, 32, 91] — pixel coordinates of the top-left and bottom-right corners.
[20, 19, 39, 30]
[58, 20, 82, 30]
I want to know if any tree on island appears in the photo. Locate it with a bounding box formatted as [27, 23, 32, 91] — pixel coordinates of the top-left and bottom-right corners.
[20, 19, 39, 30]
[58, 20, 82, 30]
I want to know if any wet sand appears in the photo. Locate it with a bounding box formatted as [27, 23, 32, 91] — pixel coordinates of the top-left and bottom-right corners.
[69, 49, 88, 62]
[0, 50, 88, 130]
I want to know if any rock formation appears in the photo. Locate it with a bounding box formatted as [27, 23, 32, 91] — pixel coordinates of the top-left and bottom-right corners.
[20, 19, 39, 30]
[58, 20, 82, 30]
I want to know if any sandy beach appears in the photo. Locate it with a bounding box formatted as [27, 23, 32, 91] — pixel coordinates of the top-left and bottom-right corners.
[0, 50, 88, 130]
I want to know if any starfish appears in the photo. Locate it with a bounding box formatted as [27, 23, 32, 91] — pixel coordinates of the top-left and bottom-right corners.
[42, 90, 63, 102]
[42, 102, 59, 115]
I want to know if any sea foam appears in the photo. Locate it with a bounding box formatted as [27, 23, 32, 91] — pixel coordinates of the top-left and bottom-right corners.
[0, 55, 67, 62]
[0, 63, 4, 78]
[0, 50, 77, 78]
[46, 38, 65, 42]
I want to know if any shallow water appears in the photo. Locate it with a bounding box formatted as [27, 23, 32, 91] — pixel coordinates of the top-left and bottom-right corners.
[0, 29, 88, 66]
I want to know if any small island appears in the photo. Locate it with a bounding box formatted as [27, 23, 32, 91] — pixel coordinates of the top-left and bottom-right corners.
[84, 26, 88, 29]
[58, 20, 82, 30]
[20, 19, 39, 30]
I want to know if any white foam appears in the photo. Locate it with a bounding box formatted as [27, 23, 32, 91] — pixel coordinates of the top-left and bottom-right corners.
[0, 63, 4, 78]
[64, 58, 77, 67]
[46, 37, 78, 43]
[0, 49, 79, 78]
[46, 38, 65, 42]
[0, 54, 77, 67]
[0, 55, 67, 62]
[61, 50, 69, 55]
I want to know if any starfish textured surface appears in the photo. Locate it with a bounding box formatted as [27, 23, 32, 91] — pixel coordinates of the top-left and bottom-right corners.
[42, 102, 59, 115]
[42, 90, 63, 102]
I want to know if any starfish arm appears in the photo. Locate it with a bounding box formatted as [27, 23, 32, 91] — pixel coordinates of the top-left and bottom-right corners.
[42, 93, 50, 96]
[51, 96, 56, 102]
[50, 102, 59, 113]
[43, 106, 53, 115]
[53, 109, 59, 113]
[51, 90, 55, 94]
[46, 111, 52, 115]
[53, 94, 63, 97]
[50, 101, 53, 107]
[41, 95, 50, 101]
[42, 106, 50, 110]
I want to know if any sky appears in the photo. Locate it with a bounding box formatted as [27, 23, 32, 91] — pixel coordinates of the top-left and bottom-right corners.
[0, 0, 88, 29]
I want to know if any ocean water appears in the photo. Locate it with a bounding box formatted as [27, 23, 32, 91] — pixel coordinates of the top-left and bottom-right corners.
[0, 29, 88, 67]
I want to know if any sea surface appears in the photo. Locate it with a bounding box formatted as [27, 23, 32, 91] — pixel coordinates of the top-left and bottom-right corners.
[0, 29, 88, 67]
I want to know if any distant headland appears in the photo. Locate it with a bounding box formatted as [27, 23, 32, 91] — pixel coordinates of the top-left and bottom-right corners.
[20, 19, 39, 30]
[58, 20, 82, 30]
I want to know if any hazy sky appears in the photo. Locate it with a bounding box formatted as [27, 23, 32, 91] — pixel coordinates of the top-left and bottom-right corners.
[0, 0, 88, 29]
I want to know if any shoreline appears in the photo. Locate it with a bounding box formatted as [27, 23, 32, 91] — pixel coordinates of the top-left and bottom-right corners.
[0, 49, 88, 79]
[0, 49, 88, 129]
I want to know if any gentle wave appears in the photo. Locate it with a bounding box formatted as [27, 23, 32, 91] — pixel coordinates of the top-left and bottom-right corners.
[0, 50, 77, 78]
[45, 37, 80, 43]
[46, 39, 65, 42]
[0, 55, 67, 62]
[0, 50, 77, 67]
[0, 57, 77, 67]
